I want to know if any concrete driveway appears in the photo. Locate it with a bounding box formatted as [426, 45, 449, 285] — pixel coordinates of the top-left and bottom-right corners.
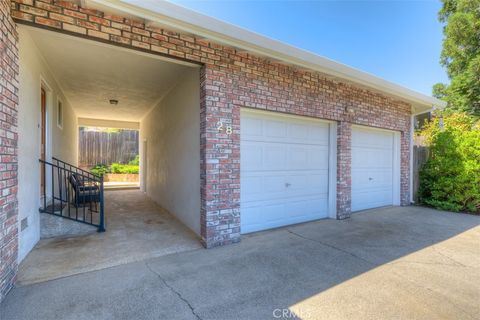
[1, 206, 479, 320]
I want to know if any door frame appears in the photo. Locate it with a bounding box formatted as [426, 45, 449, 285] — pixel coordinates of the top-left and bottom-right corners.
[240, 108, 338, 225]
[141, 138, 147, 193]
[351, 124, 401, 210]
[40, 76, 53, 203]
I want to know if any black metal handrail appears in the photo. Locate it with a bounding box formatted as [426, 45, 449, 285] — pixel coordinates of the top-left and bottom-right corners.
[39, 158, 105, 232]
[52, 157, 100, 181]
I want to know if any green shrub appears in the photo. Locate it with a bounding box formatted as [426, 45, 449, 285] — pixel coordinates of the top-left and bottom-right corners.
[128, 155, 140, 166]
[90, 164, 110, 176]
[110, 163, 139, 174]
[418, 112, 480, 213]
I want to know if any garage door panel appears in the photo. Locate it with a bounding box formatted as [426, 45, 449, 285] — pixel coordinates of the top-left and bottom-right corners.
[289, 145, 329, 170]
[264, 145, 288, 169]
[242, 117, 263, 138]
[352, 147, 392, 168]
[242, 115, 330, 145]
[352, 169, 394, 190]
[352, 126, 397, 212]
[265, 120, 288, 138]
[352, 189, 393, 211]
[352, 128, 393, 148]
[241, 111, 331, 233]
[241, 196, 329, 233]
[241, 171, 328, 203]
[241, 144, 263, 170]
[242, 142, 329, 172]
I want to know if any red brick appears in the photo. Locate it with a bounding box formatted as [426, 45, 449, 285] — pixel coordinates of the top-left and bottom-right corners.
[132, 27, 150, 37]
[111, 21, 131, 32]
[63, 23, 86, 35]
[87, 29, 109, 40]
[63, 9, 87, 20]
[34, 16, 61, 28]
[35, 1, 62, 13]
[0, 0, 19, 302]
[104, 14, 124, 23]
[151, 45, 168, 54]
[19, 4, 47, 17]
[11, 10, 33, 22]
[131, 40, 150, 50]
[49, 12, 74, 24]
[89, 15, 109, 26]
[79, 7, 102, 17]
[101, 25, 121, 36]
[76, 19, 99, 30]
[110, 35, 130, 45]
[54, 0, 78, 10]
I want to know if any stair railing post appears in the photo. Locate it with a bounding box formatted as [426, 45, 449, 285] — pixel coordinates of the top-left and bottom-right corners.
[98, 175, 105, 232]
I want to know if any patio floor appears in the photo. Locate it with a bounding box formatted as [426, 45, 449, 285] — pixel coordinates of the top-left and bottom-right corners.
[17, 190, 202, 285]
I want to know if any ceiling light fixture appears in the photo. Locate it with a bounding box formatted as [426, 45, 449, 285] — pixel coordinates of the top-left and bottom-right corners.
[109, 99, 119, 105]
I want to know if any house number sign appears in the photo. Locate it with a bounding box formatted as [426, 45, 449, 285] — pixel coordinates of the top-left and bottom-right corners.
[217, 121, 232, 135]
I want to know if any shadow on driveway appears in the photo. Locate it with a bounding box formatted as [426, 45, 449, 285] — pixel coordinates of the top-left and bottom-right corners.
[1, 206, 479, 319]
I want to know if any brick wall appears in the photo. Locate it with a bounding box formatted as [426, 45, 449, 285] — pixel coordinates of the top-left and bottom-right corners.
[9, 0, 412, 250]
[337, 122, 352, 218]
[0, 0, 19, 302]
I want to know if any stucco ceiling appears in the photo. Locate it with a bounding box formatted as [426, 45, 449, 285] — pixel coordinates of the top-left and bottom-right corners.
[28, 28, 196, 121]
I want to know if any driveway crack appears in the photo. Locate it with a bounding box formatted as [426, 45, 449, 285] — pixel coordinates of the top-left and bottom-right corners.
[430, 246, 468, 267]
[145, 262, 202, 320]
[286, 229, 376, 266]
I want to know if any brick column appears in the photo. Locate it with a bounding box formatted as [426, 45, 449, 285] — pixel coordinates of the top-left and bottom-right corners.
[0, 0, 19, 302]
[336, 121, 351, 219]
[200, 65, 240, 248]
[400, 127, 411, 206]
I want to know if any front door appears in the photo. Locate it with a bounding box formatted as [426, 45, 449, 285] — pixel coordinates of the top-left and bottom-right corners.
[40, 88, 46, 195]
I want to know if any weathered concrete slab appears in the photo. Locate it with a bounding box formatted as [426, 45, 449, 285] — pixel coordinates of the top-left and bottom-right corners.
[17, 190, 202, 286]
[2, 206, 479, 320]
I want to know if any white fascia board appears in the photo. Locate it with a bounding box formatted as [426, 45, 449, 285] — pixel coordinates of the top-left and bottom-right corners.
[91, 0, 447, 110]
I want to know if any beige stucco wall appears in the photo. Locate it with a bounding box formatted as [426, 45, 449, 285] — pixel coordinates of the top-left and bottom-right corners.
[140, 69, 201, 235]
[17, 27, 78, 262]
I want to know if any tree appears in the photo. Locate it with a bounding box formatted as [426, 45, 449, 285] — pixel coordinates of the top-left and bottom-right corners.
[433, 0, 480, 117]
[418, 112, 480, 213]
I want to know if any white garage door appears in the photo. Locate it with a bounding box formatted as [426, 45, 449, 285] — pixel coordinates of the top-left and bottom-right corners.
[241, 110, 332, 233]
[351, 126, 400, 212]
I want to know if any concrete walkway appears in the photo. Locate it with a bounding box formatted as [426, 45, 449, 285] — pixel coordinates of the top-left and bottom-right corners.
[1, 206, 479, 320]
[16, 190, 202, 285]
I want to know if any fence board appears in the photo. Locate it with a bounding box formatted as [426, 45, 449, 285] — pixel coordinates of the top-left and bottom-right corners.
[413, 145, 429, 202]
[79, 128, 139, 168]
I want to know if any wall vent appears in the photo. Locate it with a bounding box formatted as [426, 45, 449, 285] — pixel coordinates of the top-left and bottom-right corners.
[21, 217, 28, 231]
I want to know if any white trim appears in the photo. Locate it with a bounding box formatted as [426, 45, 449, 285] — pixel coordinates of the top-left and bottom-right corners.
[89, 0, 446, 111]
[328, 122, 337, 218]
[40, 75, 53, 163]
[392, 131, 401, 206]
[56, 96, 63, 130]
[40, 76, 54, 205]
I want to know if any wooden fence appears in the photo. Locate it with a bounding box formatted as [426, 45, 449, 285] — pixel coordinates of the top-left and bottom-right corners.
[412, 145, 429, 202]
[79, 128, 139, 168]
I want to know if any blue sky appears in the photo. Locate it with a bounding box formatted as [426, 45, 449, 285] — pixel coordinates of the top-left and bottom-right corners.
[169, 0, 448, 96]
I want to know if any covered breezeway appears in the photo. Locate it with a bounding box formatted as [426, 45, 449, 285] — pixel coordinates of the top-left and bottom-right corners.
[16, 23, 203, 281]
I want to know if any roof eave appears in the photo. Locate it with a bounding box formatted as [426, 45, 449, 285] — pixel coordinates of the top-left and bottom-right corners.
[91, 0, 447, 110]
